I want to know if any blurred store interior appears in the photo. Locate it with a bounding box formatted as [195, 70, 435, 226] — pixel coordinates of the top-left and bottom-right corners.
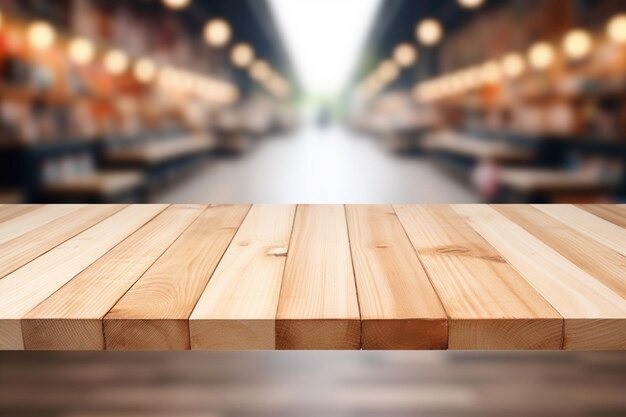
[0, 0, 625, 203]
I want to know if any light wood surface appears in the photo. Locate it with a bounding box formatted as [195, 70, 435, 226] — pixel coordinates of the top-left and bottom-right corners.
[346, 205, 447, 350]
[22, 205, 205, 351]
[190, 205, 296, 350]
[395, 205, 563, 350]
[455, 205, 625, 350]
[578, 205, 626, 229]
[535, 205, 626, 257]
[0, 204, 44, 224]
[276, 205, 361, 350]
[0, 204, 624, 351]
[0, 205, 166, 350]
[103, 205, 250, 351]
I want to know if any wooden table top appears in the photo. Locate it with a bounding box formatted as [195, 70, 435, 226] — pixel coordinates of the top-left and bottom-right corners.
[0, 204, 624, 351]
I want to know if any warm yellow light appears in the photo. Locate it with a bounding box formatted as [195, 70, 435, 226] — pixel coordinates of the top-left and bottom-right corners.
[27, 21, 56, 51]
[393, 43, 418, 68]
[133, 58, 157, 83]
[563, 29, 593, 60]
[104, 49, 129, 75]
[416, 19, 443, 46]
[378, 60, 400, 82]
[231, 43, 255, 68]
[250, 60, 271, 81]
[68, 37, 95, 65]
[457, 0, 486, 9]
[162, 0, 191, 10]
[158, 67, 178, 89]
[0, 9, 4, 30]
[501, 53, 525, 79]
[528, 42, 555, 70]
[204, 18, 232, 47]
[480, 61, 502, 84]
[607, 14, 626, 44]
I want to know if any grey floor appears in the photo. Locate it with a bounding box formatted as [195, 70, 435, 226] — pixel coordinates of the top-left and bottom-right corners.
[155, 127, 479, 204]
[1, 351, 625, 417]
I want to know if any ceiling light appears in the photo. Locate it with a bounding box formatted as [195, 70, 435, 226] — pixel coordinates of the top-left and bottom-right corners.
[204, 18, 232, 47]
[134, 58, 157, 83]
[104, 49, 129, 75]
[528, 42, 555, 70]
[393, 43, 418, 68]
[250, 60, 272, 82]
[501, 53, 525, 79]
[480, 60, 502, 84]
[607, 14, 626, 44]
[563, 29, 593, 60]
[162, 0, 191, 10]
[457, 0, 486, 9]
[231, 43, 255, 68]
[27, 21, 56, 51]
[68, 37, 95, 65]
[416, 19, 443, 46]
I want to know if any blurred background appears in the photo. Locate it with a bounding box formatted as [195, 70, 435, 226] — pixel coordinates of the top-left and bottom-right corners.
[0, 0, 624, 204]
[1, 2, 626, 417]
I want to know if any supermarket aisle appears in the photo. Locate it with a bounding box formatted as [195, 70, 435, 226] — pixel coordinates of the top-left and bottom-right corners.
[155, 127, 479, 204]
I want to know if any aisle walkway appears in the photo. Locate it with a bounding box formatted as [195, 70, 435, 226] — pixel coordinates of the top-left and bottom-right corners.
[155, 127, 479, 204]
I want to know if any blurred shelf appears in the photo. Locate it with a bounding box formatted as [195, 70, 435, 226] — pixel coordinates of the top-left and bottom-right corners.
[499, 169, 620, 194]
[41, 171, 144, 200]
[105, 134, 216, 166]
[424, 131, 534, 163]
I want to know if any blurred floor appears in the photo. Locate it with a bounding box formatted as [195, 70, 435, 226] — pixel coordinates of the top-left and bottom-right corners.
[1, 351, 625, 417]
[154, 127, 479, 204]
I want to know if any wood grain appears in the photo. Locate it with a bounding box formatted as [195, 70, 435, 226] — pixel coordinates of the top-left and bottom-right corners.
[395, 205, 563, 350]
[535, 205, 626, 257]
[0, 205, 126, 280]
[346, 205, 448, 350]
[276, 205, 360, 350]
[0, 204, 44, 224]
[0, 204, 623, 351]
[22, 205, 205, 351]
[0, 205, 166, 350]
[578, 205, 626, 228]
[103, 205, 250, 351]
[454, 205, 626, 350]
[190, 205, 296, 350]
[496, 205, 626, 299]
[0, 205, 85, 246]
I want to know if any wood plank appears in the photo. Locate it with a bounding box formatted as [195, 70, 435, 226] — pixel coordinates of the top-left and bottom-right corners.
[0, 204, 86, 246]
[22, 205, 205, 351]
[577, 205, 626, 229]
[454, 205, 626, 350]
[346, 205, 448, 350]
[496, 205, 626, 299]
[190, 205, 296, 350]
[0, 205, 44, 224]
[275, 205, 360, 350]
[535, 205, 626, 257]
[0, 205, 167, 350]
[395, 205, 563, 350]
[0, 205, 127, 280]
[103, 205, 250, 351]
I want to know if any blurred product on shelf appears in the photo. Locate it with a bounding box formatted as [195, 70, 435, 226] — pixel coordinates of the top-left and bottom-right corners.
[349, 0, 626, 203]
[0, 0, 297, 203]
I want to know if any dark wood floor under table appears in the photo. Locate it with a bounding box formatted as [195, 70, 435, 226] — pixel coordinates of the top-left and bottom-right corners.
[1, 351, 625, 417]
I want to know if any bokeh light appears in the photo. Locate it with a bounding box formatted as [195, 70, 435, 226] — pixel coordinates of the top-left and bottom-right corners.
[27, 21, 56, 51]
[204, 18, 232, 47]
